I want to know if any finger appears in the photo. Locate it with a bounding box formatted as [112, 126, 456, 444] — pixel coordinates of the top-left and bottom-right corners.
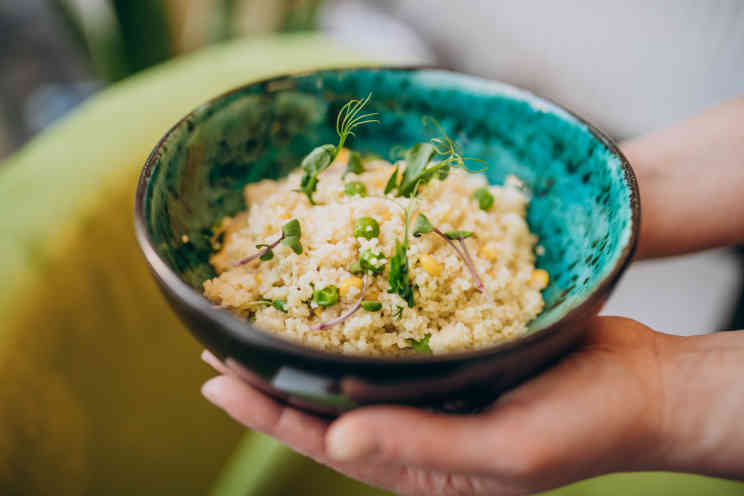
[326, 406, 511, 475]
[201, 374, 330, 459]
[201, 375, 422, 493]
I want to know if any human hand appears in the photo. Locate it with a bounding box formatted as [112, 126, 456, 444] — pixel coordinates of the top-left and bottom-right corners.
[624, 97, 744, 259]
[201, 316, 726, 496]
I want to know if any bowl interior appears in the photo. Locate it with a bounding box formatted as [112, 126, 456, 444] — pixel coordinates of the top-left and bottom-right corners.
[141, 67, 635, 336]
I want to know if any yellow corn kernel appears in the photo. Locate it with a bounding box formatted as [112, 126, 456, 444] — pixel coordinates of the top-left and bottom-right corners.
[339, 276, 364, 297]
[480, 243, 500, 261]
[530, 269, 549, 290]
[255, 274, 262, 284]
[420, 254, 443, 276]
[313, 307, 323, 316]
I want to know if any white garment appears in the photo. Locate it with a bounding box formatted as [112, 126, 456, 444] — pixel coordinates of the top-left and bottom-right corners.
[322, 0, 744, 334]
[394, 0, 744, 139]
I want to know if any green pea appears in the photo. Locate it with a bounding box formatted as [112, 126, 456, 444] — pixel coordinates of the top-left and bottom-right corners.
[361, 301, 382, 312]
[344, 181, 367, 197]
[360, 250, 386, 275]
[354, 216, 380, 239]
[313, 285, 339, 307]
[473, 187, 494, 211]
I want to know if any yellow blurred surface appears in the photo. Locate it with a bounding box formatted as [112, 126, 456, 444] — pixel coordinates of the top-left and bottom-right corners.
[0, 34, 373, 495]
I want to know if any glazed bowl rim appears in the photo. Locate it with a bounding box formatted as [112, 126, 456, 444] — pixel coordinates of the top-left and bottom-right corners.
[134, 65, 640, 366]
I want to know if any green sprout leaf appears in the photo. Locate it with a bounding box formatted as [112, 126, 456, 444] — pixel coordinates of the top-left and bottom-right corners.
[255, 244, 274, 261]
[271, 300, 288, 313]
[252, 299, 288, 314]
[444, 230, 473, 240]
[295, 95, 378, 204]
[384, 163, 399, 194]
[281, 218, 301, 238]
[473, 187, 494, 211]
[281, 237, 302, 255]
[397, 143, 438, 197]
[295, 144, 336, 204]
[408, 333, 432, 353]
[361, 300, 382, 312]
[280, 218, 303, 254]
[388, 240, 414, 307]
[412, 214, 434, 237]
[342, 151, 365, 178]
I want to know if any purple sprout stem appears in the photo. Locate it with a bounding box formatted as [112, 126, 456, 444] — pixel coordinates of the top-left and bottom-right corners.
[431, 227, 492, 304]
[234, 233, 284, 267]
[312, 277, 367, 331]
[457, 238, 493, 305]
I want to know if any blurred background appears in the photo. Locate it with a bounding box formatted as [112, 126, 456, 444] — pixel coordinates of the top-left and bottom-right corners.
[1, 1, 743, 495]
[3, 0, 742, 333]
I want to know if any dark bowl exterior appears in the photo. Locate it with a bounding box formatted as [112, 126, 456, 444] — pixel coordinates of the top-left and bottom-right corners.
[134, 66, 639, 415]
[161, 270, 601, 414]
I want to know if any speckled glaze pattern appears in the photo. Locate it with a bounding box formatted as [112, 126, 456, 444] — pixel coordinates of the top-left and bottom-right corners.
[136, 67, 639, 414]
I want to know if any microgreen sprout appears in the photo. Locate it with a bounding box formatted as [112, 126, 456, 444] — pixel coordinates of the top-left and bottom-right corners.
[387, 195, 418, 307]
[250, 298, 288, 313]
[312, 277, 367, 331]
[413, 213, 491, 303]
[295, 93, 378, 204]
[234, 218, 302, 267]
[408, 333, 432, 353]
[382, 117, 490, 308]
[423, 116, 488, 173]
[384, 118, 488, 199]
[384, 163, 400, 194]
[336, 93, 379, 151]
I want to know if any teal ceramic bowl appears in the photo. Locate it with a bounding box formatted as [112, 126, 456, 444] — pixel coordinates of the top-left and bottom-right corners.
[135, 67, 639, 414]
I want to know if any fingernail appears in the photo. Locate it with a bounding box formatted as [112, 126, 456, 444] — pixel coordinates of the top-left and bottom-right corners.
[201, 377, 223, 404]
[327, 422, 377, 461]
[201, 349, 221, 369]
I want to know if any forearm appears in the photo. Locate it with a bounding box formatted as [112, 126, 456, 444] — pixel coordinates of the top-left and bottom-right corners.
[654, 330, 744, 479]
[620, 97, 744, 259]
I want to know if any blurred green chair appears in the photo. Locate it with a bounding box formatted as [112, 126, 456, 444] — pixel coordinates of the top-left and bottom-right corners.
[0, 34, 741, 496]
[0, 34, 378, 495]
